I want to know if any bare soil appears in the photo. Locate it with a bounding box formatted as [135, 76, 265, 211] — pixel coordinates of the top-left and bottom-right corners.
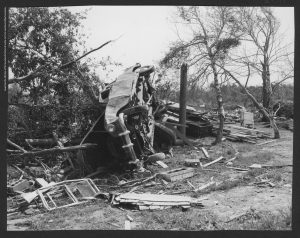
[7, 123, 293, 230]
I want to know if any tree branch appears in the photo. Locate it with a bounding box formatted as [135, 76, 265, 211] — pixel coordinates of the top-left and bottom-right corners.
[8, 38, 118, 85]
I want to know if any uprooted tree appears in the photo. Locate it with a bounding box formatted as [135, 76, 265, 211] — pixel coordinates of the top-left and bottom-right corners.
[8, 7, 119, 145]
[160, 6, 244, 144]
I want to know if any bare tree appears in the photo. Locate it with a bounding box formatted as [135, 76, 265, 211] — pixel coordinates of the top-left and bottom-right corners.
[234, 7, 294, 120]
[161, 6, 243, 143]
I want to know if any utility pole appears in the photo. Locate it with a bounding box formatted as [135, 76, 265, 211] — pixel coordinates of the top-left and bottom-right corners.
[179, 62, 188, 137]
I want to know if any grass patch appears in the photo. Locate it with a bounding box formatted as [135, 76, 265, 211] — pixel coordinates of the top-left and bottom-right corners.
[28, 200, 106, 230]
[138, 209, 220, 230]
[223, 207, 292, 230]
[236, 144, 255, 153]
[139, 207, 292, 230]
[236, 151, 273, 167]
[265, 170, 282, 182]
[215, 179, 242, 191]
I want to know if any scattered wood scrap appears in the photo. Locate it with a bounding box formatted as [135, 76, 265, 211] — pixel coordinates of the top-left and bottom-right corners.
[195, 181, 216, 192]
[184, 158, 200, 167]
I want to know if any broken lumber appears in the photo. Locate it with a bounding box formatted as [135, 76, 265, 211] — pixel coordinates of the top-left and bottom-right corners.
[9, 143, 97, 157]
[202, 156, 224, 168]
[184, 158, 200, 167]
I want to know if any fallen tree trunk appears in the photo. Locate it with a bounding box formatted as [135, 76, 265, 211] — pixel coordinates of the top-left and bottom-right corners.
[9, 143, 97, 157]
[25, 138, 84, 147]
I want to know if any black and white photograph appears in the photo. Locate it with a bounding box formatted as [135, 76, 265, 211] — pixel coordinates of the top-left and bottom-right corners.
[4, 4, 295, 231]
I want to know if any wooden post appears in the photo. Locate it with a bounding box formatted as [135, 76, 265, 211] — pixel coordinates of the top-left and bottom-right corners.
[179, 63, 188, 137]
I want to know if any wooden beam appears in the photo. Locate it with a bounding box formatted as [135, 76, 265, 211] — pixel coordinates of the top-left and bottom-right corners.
[202, 156, 224, 168]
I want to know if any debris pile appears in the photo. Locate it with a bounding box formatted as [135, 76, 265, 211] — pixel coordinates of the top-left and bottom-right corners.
[113, 192, 204, 210]
[213, 125, 272, 144]
[7, 177, 101, 215]
[156, 101, 213, 138]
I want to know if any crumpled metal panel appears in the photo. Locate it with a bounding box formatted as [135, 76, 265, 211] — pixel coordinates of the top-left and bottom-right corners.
[105, 67, 139, 125]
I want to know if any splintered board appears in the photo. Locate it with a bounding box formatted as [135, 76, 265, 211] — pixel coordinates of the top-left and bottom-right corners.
[158, 167, 195, 182]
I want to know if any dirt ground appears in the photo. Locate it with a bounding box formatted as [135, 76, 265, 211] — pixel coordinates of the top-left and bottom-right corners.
[7, 122, 293, 230]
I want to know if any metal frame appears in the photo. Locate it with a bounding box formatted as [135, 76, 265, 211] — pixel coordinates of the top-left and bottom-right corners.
[37, 179, 100, 211]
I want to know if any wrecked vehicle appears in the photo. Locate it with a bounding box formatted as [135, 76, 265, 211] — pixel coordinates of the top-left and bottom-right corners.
[82, 64, 175, 171]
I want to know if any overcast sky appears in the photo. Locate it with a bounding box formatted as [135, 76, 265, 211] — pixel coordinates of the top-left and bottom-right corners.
[68, 6, 294, 84]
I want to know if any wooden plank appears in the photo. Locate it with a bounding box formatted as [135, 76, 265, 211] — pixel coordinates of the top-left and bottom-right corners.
[136, 201, 190, 206]
[158, 167, 194, 182]
[256, 140, 277, 146]
[226, 166, 248, 171]
[202, 156, 224, 168]
[117, 193, 193, 202]
[201, 147, 209, 158]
